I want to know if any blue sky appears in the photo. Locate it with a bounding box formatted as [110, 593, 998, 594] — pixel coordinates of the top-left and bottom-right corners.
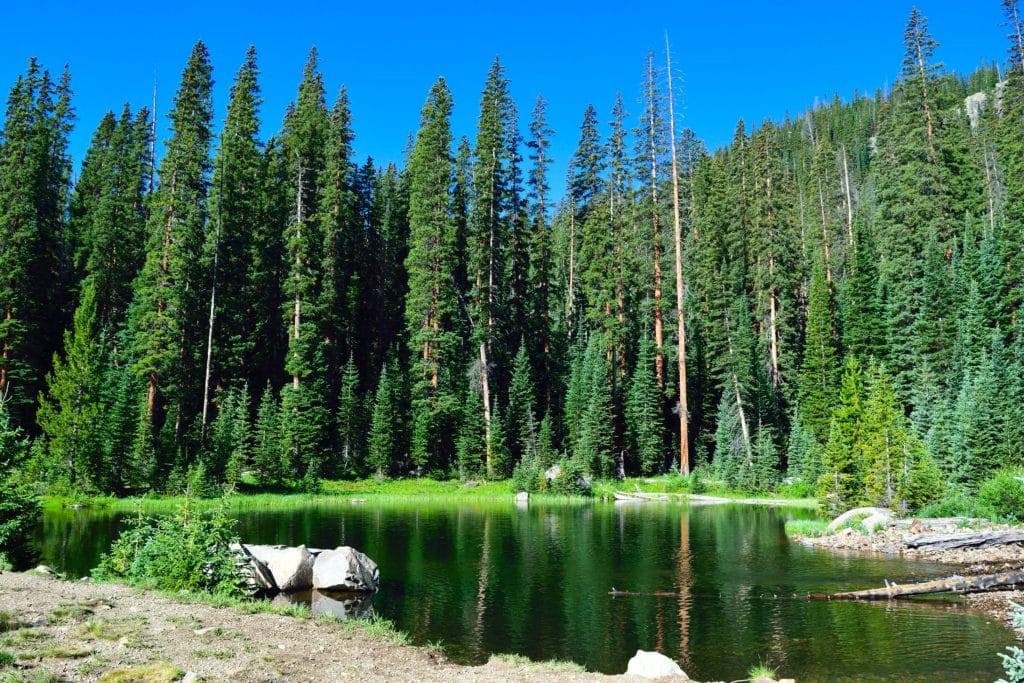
[0, 1, 1010, 198]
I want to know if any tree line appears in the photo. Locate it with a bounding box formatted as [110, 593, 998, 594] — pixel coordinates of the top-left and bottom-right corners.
[3, 5, 1024, 512]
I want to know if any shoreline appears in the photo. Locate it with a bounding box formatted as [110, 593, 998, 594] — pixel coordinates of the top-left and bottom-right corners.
[791, 522, 1024, 640]
[0, 571, 628, 682]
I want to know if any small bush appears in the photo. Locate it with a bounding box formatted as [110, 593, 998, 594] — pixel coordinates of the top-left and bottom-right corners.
[94, 495, 244, 596]
[510, 458, 543, 493]
[0, 481, 40, 571]
[977, 469, 1024, 522]
[918, 488, 984, 519]
[785, 519, 829, 537]
[545, 459, 592, 496]
[999, 645, 1024, 683]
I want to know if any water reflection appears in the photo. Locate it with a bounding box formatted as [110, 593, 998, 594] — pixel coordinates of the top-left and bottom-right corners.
[37, 501, 1014, 681]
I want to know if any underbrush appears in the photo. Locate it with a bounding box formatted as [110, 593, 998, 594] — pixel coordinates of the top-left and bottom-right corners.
[784, 519, 829, 537]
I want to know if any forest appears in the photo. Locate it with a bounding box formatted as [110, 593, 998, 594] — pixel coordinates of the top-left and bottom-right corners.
[2, 4, 1024, 516]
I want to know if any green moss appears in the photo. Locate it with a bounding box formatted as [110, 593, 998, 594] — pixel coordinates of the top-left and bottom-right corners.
[96, 663, 182, 683]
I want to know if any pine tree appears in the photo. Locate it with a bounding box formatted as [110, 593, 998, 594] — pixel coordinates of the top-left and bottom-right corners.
[36, 280, 105, 491]
[627, 332, 664, 476]
[507, 343, 537, 466]
[127, 42, 214, 477]
[367, 359, 401, 477]
[252, 384, 284, 488]
[336, 354, 363, 477]
[202, 46, 263, 431]
[526, 95, 555, 412]
[817, 356, 865, 513]
[574, 333, 615, 478]
[0, 59, 75, 426]
[797, 259, 839, 441]
[404, 78, 459, 473]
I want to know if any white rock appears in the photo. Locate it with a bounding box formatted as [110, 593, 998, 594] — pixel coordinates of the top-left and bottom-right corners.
[514, 491, 529, 503]
[245, 544, 314, 592]
[827, 507, 893, 533]
[861, 513, 891, 534]
[312, 547, 380, 592]
[625, 650, 688, 679]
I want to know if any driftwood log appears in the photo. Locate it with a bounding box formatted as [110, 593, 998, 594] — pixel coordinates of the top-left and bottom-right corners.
[609, 588, 679, 597]
[812, 570, 1024, 600]
[904, 529, 1024, 550]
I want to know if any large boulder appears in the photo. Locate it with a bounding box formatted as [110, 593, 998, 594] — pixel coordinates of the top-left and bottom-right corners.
[827, 507, 893, 533]
[860, 512, 891, 535]
[245, 544, 314, 592]
[229, 543, 276, 594]
[312, 546, 380, 592]
[625, 650, 688, 679]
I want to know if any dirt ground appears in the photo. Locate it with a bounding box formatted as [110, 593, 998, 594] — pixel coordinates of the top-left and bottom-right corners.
[0, 571, 648, 682]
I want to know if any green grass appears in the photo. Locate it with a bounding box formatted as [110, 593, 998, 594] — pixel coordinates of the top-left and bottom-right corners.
[492, 653, 586, 673]
[45, 475, 817, 510]
[748, 662, 778, 680]
[0, 651, 13, 667]
[96, 662, 182, 683]
[784, 519, 829, 537]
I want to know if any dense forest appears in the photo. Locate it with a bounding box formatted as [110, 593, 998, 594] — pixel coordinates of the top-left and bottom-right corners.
[2, 4, 1024, 514]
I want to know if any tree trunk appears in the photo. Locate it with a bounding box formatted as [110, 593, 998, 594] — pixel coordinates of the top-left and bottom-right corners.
[815, 570, 1024, 600]
[840, 146, 854, 247]
[567, 199, 576, 338]
[905, 529, 1024, 551]
[201, 213, 222, 436]
[666, 33, 689, 475]
[292, 165, 304, 391]
[480, 342, 493, 477]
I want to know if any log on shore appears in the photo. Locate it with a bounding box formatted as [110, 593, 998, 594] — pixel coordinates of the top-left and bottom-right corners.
[904, 529, 1024, 550]
[812, 570, 1024, 601]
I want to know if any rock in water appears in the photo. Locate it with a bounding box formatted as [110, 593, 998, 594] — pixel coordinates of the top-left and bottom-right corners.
[311, 590, 374, 620]
[312, 547, 380, 592]
[245, 544, 314, 592]
[514, 491, 529, 503]
[625, 650, 688, 679]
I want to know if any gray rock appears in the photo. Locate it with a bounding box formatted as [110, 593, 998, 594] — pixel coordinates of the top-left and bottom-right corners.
[229, 543, 277, 594]
[861, 512, 891, 534]
[312, 547, 379, 592]
[245, 544, 314, 592]
[625, 649, 688, 679]
[514, 491, 529, 503]
[311, 590, 374, 620]
[827, 507, 893, 533]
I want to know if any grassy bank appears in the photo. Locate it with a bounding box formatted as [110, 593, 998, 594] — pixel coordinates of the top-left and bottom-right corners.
[43, 475, 817, 512]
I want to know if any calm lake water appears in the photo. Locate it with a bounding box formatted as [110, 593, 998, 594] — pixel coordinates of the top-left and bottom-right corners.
[37, 501, 1015, 682]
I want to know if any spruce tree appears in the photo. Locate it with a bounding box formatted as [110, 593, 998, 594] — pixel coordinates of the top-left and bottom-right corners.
[202, 46, 263, 427]
[626, 332, 664, 476]
[252, 384, 284, 488]
[336, 354, 363, 477]
[797, 259, 839, 442]
[127, 42, 214, 477]
[404, 78, 459, 473]
[36, 280, 105, 491]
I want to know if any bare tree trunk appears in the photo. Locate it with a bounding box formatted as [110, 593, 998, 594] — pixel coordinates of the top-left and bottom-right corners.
[292, 166, 304, 391]
[666, 34, 689, 475]
[201, 209, 222, 437]
[816, 175, 833, 288]
[840, 146, 854, 247]
[765, 171, 781, 389]
[480, 342, 492, 477]
[647, 55, 665, 390]
[567, 198, 576, 338]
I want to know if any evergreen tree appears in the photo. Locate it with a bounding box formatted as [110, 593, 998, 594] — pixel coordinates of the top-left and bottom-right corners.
[127, 42, 214, 478]
[574, 333, 615, 478]
[202, 46, 263, 426]
[626, 332, 664, 475]
[404, 78, 459, 473]
[507, 343, 537, 465]
[817, 356, 865, 512]
[797, 259, 839, 441]
[0, 59, 74, 426]
[367, 358, 402, 477]
[252, 384, 284, 488]
[36, 280, 105, 491]
[336, 354, 363, 477]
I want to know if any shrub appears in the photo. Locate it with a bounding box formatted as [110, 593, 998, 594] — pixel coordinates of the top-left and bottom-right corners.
[510, 458, 543, 493]
[999, 646, 1024, 683]
[545, 459, 592, 496]
[977, 469, 1024, 522]
[0, 481, 40, 570]
[94, 495, 244, 596]
[918, 488, 984, 519]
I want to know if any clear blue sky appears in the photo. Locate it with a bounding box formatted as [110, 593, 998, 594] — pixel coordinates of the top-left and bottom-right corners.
[0, 1, 1010, 199]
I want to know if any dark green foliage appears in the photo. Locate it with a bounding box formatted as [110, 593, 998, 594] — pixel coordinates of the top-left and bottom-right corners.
[203, 385, 250, 485]
[336, 355, 364, 477]
[626, 332, 664, 475]
[95, 496, 244, 596]
[797, 261, 838, 442]
[252, 384, 284, 488]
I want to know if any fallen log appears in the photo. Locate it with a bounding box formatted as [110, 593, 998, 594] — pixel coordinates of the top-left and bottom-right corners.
[609, 588, 679, 597]
[811, 570, 1024, 601]
[904, 529, 1024, 550]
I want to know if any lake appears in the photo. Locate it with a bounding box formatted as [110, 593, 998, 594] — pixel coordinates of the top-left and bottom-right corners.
[36, 500, 1015, 681]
